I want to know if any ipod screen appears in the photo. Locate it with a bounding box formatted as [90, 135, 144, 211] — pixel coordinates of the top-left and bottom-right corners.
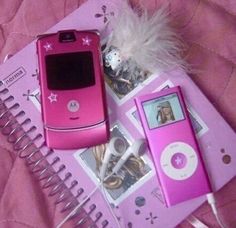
[142, 93, 185, 129]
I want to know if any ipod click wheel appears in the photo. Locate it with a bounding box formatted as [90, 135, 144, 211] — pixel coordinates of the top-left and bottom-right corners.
[135, 86, 212, 206]
[161, 142, 198, 181]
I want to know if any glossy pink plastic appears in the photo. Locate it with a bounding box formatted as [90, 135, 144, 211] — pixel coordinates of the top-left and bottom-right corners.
[37, 30, 109, 149]
[135, 86, 212, 206]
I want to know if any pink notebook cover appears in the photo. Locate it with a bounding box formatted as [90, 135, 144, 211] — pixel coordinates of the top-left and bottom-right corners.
[0, 0, 235, 227]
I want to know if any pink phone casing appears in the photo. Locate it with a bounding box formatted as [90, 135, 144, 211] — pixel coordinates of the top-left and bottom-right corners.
[37, 30, 109, 149]
[135, 86, 212, 206]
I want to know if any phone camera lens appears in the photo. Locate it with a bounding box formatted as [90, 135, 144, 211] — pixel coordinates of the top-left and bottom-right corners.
[59, 31, 76, 42]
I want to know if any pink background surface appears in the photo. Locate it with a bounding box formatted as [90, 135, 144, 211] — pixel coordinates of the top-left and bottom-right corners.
[0, 0, 235, 227]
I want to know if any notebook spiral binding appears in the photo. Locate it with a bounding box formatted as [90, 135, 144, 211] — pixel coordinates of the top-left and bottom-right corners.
[0, 81, 109, 228]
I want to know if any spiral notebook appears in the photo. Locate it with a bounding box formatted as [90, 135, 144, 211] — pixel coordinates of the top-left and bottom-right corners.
[0, 0, 235, 227]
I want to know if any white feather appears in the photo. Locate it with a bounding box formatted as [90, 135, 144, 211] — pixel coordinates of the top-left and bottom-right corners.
[105, 1, 187, 74]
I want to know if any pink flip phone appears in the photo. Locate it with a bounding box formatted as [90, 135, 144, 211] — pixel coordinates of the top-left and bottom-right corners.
[135, 86, 211, 206]
[36, 30, 109, 149]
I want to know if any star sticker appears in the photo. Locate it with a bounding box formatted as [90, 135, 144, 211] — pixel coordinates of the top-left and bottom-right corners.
[82, 36, 92, 46]
[43, 42, 53, 51]
[48, 93, 57, 103]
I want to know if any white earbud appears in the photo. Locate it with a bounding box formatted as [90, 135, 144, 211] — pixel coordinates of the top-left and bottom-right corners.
[100, 137, 127, 180]
[112, 139, 147, 174]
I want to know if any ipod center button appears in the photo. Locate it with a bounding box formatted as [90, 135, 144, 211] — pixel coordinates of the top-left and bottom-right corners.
[171, 153, 187, 169]
[67, 100, 80, 112]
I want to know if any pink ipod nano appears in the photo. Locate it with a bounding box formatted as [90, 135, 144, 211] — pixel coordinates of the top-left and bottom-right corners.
[135, 86, 212, 206]
[36, 30, 109, 149]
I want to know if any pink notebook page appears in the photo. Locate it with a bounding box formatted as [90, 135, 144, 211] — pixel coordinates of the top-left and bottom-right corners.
[0, 0, 235, 227]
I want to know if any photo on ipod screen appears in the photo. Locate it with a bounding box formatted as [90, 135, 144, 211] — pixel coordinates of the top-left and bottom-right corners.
[128, 102, 208, 137]
[126, 80, 209, 137]
[143, 93, 185, 129]
[75, 124, 153, 204]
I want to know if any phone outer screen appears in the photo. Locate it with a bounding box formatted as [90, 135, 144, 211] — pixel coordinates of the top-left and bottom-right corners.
[45, 51, 95, 90]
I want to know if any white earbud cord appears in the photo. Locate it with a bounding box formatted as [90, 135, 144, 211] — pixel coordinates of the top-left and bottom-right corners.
[206, 193, 227, 228]
[101, 184, 123, 228]
[187, 215, 209, 228]
[56, 138, 145, 227]
[188, 193, 228, 228]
